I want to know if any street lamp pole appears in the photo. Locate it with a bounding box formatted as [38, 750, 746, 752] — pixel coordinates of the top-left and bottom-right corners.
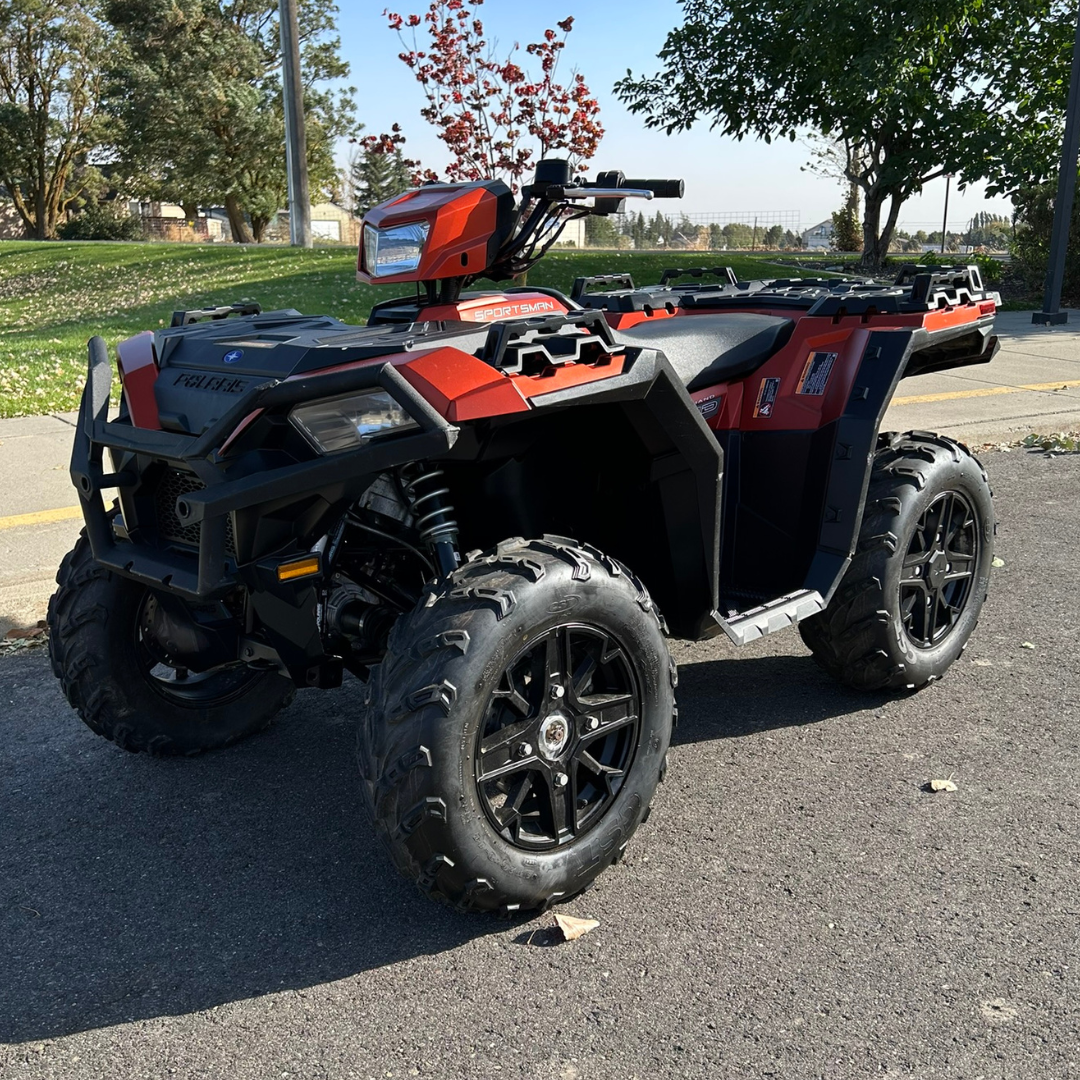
[940, 173, 954, 256]
[280, 0, 311, 248]
[1035, 4, 1080, 325]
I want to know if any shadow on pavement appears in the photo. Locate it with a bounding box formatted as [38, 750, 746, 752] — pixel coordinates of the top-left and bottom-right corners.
[0, 667, 497, 1044]
[0, 649, 883, 1043]
[672, 651, 891, 746]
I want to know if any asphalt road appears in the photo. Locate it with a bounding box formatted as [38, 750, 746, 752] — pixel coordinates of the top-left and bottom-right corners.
[2, 448, 1078, 1080]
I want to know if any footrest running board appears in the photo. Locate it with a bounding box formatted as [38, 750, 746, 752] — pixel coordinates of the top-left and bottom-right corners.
[720, 589, 825, 646]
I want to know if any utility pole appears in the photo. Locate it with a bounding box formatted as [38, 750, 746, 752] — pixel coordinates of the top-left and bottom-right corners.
[1035, 4, 1080, 324]
[280, 0, 311, 248]
[940, 173, 954, 256]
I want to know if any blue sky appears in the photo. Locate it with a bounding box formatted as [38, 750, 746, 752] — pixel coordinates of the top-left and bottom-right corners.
[336, 0, 1014, 233]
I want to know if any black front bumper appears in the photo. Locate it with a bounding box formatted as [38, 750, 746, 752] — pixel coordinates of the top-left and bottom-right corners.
[72, 336, 458, 599]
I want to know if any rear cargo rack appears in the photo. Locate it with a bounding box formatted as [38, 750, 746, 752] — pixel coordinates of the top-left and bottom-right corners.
[572, 263, 997, 318]
[570, 273, 636, 301]
[658, 266, 739, 287]
[170, 302, 262, 327]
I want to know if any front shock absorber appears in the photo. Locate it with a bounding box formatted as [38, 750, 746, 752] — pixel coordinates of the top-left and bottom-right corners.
[402, 466, 459, 576]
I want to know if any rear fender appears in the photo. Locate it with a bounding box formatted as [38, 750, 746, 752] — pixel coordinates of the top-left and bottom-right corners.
[713, 323, 984, 613]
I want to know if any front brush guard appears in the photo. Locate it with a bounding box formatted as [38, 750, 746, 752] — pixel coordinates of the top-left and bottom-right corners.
[71, 336, 458, 599]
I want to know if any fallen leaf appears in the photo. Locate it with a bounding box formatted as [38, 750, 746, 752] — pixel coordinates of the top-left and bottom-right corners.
[992, 557, 1005, 568]
[981, 998, 1018, 1024]
[929, 778, 958, 793]
[1021, 642, 1036, 650]
[3, 626, 45, 641]
[971, 658, 993, 667]
[554, 913, 600, 941]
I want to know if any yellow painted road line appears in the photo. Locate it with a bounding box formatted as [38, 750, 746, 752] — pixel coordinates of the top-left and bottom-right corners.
[892, 379, 1080, 407]
[0, 505, 83, 531]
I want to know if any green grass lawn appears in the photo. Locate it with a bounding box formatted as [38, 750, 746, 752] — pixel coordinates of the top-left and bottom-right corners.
[0, 240, 814, 418]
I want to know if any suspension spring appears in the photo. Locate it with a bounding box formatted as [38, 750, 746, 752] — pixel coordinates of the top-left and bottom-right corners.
[402, 467, 459, 575]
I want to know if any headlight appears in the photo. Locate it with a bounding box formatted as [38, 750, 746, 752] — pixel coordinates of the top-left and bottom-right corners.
[362, 221, 430, 276]
[290, 390, 419, 454]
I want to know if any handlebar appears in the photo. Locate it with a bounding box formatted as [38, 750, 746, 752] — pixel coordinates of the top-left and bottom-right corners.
[622, 178, 685, 199]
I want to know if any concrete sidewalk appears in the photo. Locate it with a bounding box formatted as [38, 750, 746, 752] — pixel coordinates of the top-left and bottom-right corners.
[882, 310, 1080, 441]
[3, 309, 1080, 634]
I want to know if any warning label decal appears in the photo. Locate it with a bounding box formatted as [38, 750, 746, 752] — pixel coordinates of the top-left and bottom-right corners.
[753, 377, 781, 418]
[796, 351, 837, 396]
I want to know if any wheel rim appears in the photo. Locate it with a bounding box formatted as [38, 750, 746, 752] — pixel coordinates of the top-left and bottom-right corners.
[475, 623, 642, 851]
[898, 490, 980, 649]
[134, 593, 261, 707]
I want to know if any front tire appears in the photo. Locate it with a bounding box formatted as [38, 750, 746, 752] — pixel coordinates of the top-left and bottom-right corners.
[799, 432, 994, 691]
[48, 534, 295, 755]
[357, 536, 676, 914]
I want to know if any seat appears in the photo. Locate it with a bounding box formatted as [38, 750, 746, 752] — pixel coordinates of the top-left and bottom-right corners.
[611, 312, 795, 391]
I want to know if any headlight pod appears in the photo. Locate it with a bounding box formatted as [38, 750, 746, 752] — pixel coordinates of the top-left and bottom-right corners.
[290, 390, 419, 454]
[362, 221, 430, 277]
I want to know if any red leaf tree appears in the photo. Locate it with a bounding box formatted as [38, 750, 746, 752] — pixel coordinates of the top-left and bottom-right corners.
[367, 0, 603, 191]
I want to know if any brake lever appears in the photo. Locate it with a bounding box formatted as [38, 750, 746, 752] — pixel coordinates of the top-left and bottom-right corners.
[547, 187, 655, 201]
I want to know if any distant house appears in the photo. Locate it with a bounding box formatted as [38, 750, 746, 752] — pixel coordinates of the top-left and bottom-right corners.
[801, 220, 835, 250]
[129, 201, 225, 242]
[271, 202, 361, 245]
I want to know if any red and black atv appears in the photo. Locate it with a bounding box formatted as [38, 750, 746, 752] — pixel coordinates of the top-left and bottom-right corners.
[50, 160, 997, 913]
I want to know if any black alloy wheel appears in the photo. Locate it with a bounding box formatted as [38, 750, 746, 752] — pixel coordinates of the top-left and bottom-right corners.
[357, 536, 675, 913]
[898, 490, 979, 649]
[476, 624, 641, 850]
[799, 432, 994, 692]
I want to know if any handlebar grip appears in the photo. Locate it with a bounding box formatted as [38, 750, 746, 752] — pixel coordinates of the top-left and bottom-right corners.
[623, 178, 684, 198]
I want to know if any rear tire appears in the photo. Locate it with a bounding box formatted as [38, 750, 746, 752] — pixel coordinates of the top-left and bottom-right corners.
[799, 432, 994, 691]
[48, 533, 295, 755]
[357, 536, 676, 914]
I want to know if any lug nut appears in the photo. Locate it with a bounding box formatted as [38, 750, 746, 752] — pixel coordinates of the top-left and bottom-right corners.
[554, 772, 569, 788]
[550, 684, 565, 700]
[586, 716, 599, 731]
[517, 742, 533, 759]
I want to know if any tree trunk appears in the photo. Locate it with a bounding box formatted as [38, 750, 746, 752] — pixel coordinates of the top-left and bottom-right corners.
[878, 195, 903, 264]
[861, 190, 886, 269]
[861, 189, 905, 270]
[33, 186, 47, 240]
[224, 193, 253, 243]
[251, 214, 270, 243]
[181, 202, 198, 221]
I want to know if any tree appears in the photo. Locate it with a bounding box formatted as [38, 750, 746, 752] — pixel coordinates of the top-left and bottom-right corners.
[762, 223, 784, 248]
[952, 3, 1074, 200]
[964, 211, 1010, 249]
[351, 143, 411, 217]
[645, 211, 673, 246]
[380, 0, 603, 191]
[615, 0, 1047, 267]
[584, 213, 621, 247]
[105, 0, 356, 242]
[831, 181, 862, 252]
[1010, 183, 1080, 303]
[0, 0, 112, 239]
[721, 222, 754, 248]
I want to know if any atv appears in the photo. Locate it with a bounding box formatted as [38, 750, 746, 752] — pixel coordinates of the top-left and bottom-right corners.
[49, 159, 997, 913]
